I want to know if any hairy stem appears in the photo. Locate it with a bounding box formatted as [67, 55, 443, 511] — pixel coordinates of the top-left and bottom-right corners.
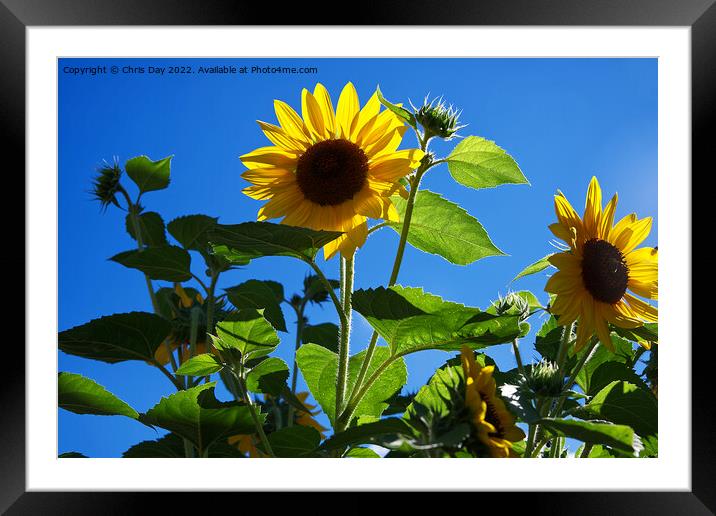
[287, 301, 306, 428]
[335, 253, 355, 431]
[234, 367, 274, 458]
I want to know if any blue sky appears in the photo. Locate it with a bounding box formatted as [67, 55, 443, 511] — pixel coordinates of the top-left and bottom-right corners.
[58, 58, 657, 457]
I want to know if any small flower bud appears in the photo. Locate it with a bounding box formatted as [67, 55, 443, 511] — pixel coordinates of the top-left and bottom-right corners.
[493, 291, 530, 320]
[522, 359, 563, 398]
[414, 96, 464, 140]
[91, 158, 123, 211]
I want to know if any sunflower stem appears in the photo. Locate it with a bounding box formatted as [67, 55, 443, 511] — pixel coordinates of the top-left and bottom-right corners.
[287, 300, 306, 428]
[555, 322, 575, 374]
[335, 253, 355, 431]
[233, 366, 274, 458]
[203, 270, 220, 383]
[551, 339, 599, 418]
[512, 338, 525, 375]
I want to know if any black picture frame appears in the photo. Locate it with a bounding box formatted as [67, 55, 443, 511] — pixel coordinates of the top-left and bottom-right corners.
[2, 0, 708, 513]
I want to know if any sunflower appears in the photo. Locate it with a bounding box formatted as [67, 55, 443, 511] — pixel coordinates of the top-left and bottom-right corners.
[240, 82, 425, 259]
[545, 177, 658, 351]
[460, 346, 525, 458]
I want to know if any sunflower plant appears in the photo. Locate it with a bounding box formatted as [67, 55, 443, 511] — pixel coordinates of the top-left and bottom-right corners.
[59, 82, 657, 460]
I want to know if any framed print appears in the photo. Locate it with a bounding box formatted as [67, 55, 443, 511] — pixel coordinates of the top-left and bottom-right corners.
[2, 0, 710, 513]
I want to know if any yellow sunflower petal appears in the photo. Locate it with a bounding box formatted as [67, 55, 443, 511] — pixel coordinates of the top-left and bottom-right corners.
[240, 145, 300, 170]
[598, 193, 619, 241]
[313, 83, 336, 137]
[365, 126, 407, 159]
[624, 294, 658, 322]
[301, 88, 327, 141]
[257, 121, 308, 152]
[281, 198, 314, 227]
[273, 100, 311, 143]
[548, 222, 574, 244]
[614, 217, 653, 254]
[350, 91, 380, 140]
[582, 176, 603, 238]
[243, 184, 277, 200]
[594, 305, 614, 351]
[257, 185, 304, 221]
[336, 82, 360, 139]
[241, 168, 296, 186]
[554, 192, 584, 238]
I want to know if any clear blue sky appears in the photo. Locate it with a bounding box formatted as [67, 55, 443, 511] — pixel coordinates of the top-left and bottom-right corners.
[58, 58, 657, 457]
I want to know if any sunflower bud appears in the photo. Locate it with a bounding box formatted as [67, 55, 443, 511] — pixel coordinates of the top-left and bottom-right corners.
[522, 359, 563, 398]
[493, 291, 530, 320]
[91, 158, 123, 210]
[414, 96, 464, 140]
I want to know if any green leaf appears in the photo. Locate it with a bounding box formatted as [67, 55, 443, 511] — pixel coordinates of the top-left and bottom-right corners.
[612, 323, 658, 346]
[446, 136, 528, 190]
[345, 447, 381, 458]
[58, 372, 138, 419]
[296, 344, 407, 425]
[213, 309, 280, 361]
[389, 190, 504, 265]
[125, 211, 168, 247]
[59, 452, 88, 458]
[123, 433, 244, 458]
[110, 245, 192, 282]
[209, 222, 342, 262]
[125, 155, 172, 194]
[302, 323, 339, 353]
[141, 382, 258, 455]
[574, 335, 636, 393]
[376, 85, 417, 128]
[352, 286, 524, 355]
[167, 214, 219, 251]
[245, 357, 289, 396]
[407, 362, 465, 419]
[264, 425, 321, 457]
[225, 279, 286, 332]
[539, 418, 639, 456]
[512, 254, 554, 282]
[175, 353, 224, 376]
[576, 381, 657, 439]
[322, 418, 414, 451]
[586, 361, 649, 397]
[58, 312, 171, 364]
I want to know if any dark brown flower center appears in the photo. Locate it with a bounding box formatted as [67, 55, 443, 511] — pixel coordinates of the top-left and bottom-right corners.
[581, 238, 629, 304]
[295, 139, 369, 206]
